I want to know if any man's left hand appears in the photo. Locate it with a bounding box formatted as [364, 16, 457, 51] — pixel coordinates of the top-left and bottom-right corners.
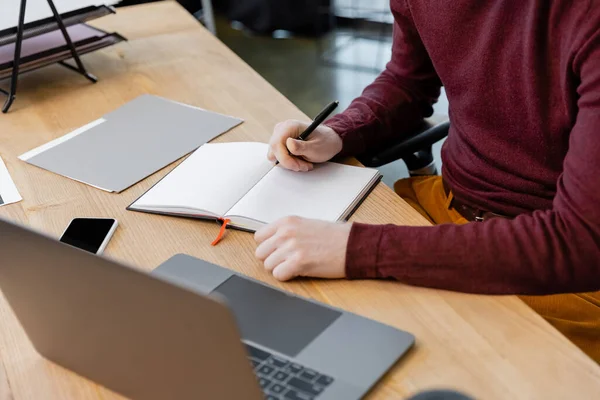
[254, 217, 352, 281]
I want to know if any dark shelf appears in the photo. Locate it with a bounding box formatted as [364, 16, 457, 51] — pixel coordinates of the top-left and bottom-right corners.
[0, 1, 127, 113]
[0, 5, 116, 47]
[0, 31, 125, 80]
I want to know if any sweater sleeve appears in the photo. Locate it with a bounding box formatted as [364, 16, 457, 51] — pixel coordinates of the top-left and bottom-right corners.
[324, 1, 442, 157]
[345, 30, 600, 295]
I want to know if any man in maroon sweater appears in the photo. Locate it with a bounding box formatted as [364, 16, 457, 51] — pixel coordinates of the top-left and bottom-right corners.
[254, 1, 600, 361]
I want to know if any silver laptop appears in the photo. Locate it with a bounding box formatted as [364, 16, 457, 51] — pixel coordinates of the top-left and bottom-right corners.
[0, 218, 414, 399]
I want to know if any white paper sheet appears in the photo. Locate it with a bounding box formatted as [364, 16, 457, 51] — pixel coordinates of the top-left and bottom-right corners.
[0, 156, 22, 207]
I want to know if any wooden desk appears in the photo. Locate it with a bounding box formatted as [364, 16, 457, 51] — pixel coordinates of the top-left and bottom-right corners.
[1, 2, 599, 399]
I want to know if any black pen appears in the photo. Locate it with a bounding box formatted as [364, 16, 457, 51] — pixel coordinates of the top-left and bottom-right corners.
[276, 100, 339, 165]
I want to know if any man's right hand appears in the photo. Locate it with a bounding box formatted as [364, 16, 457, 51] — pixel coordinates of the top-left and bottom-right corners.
[267, 120, 343, 172]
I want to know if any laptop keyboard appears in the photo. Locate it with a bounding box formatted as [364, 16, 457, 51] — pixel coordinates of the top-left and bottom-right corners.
[246, 344, 335, 400]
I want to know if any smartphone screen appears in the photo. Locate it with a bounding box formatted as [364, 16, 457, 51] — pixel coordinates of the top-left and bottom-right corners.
[60, 218, 117, 254]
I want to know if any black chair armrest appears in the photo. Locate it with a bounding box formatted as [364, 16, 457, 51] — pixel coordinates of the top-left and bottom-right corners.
[357, 119, 450, 168]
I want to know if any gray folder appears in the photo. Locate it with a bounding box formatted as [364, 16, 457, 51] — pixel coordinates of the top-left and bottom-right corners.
[20, 95, 243, 192]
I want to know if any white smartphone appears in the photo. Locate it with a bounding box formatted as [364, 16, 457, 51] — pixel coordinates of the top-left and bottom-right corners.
[59, 218, 118, 255]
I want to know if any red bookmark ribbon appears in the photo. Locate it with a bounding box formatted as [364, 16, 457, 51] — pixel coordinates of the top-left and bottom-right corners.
[211, 219, 231, 246]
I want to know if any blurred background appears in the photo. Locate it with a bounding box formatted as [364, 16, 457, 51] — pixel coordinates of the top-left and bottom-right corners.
[118, 0, 449, 186]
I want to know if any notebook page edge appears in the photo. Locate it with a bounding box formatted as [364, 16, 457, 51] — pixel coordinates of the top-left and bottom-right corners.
[338, 172, 382, 222]
[226, 215, 265, 232]
[127, 203, 218, 219]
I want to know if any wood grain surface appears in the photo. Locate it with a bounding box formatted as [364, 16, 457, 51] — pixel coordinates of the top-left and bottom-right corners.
[1, 2, 599, 399]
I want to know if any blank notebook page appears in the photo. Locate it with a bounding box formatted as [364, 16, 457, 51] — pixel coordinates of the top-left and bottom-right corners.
[226, 163, 378, 223]
[133, 142, 273, 216]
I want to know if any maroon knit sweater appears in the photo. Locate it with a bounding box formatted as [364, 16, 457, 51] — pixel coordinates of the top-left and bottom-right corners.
[325, 0, 600, 294]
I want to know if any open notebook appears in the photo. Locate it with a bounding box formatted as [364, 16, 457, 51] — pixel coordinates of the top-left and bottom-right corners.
[128, 142, 381, 232]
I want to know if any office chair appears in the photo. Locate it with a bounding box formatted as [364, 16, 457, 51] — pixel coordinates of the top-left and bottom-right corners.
[357, 117, 450, 176]
[407, 390, 474, 400]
